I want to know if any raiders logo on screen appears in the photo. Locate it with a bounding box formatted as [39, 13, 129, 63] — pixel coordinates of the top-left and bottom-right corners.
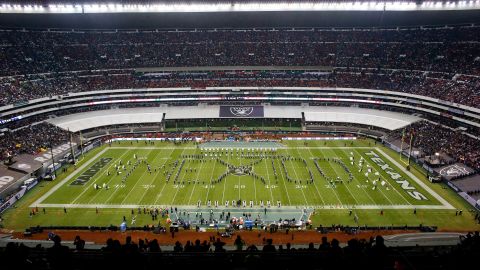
[230, 107, 254, 117]
[439, 164, 469, 177]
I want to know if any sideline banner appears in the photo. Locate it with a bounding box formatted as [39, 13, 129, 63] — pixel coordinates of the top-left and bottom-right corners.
[0, 178, 38, 213]
[0, 186, 27, 213]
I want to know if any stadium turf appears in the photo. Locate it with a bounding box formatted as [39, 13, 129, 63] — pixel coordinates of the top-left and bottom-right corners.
[1, 139, 479, 231]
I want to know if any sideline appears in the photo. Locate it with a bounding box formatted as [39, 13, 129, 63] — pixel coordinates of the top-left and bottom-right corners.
[33, 203, 451, 210]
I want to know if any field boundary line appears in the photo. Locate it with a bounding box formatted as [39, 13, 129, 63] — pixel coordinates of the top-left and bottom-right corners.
[292, 147, 373, 149]
[111, 147, 197, 150]
[110, 146, 374, 150]
[30, 148, 109, 207]
[34, 203, 453, 210]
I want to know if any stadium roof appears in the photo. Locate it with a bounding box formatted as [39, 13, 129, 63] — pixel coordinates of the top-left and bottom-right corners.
[47, 106, 419, 132]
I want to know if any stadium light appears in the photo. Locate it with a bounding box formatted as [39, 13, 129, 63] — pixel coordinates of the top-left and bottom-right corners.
[0, 1, 479, 13]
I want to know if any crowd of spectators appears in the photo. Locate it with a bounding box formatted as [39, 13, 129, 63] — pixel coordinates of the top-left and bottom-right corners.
[0, 122, 70, 161]
[0, 26, 478, 75]
[0, 26, 479, 165]
[1, 232, 479, 269]
[1, 69, 479, 108]
[0, 25, 479, 107]
[390, 121, 480, 170]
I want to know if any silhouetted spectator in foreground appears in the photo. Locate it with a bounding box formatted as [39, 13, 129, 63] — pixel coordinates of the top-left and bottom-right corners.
[262, 239, 276, 252]
[173, 241, 183, 252]
[74, 235, 85, 251]
[213, 238, 226, 253]
[47, 235, 70, 270]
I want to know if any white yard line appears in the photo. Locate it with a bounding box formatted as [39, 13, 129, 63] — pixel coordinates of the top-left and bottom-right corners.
[263, 158, 275, 205]
[340, 149, 391, 205]
[118, 148, 165, 205]
[151, 148, 188, 206]
[253, 160, 258, 204]
[101, 149, 155, 204]
[204, 157, 218, 205]
[136, 149, 175, 205]
[238, 156, 242, 200]
[285, 149, 309, 206]
[221, 170, 229, 203]
[316, 149, 362, 206]
[301, 148, 326, 205]
[169, 147, 193, 205]
[352, 149, 410, 205]
[72, 149, 134, 205]
[274, 158, 292, 205]
[30, 147, 109, 207]
[84, 150, 147, 205]
[186, 156, 206, 205]
[220, 153, 231, 204]
[375, 148, 454, 209]
[308, 149, 345, 207]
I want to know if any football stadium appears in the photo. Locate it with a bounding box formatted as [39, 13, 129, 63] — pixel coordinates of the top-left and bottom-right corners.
[0, 0, 480, 268]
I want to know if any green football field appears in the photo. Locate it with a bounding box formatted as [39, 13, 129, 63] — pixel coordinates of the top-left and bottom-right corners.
[2, 139, 480, 231]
